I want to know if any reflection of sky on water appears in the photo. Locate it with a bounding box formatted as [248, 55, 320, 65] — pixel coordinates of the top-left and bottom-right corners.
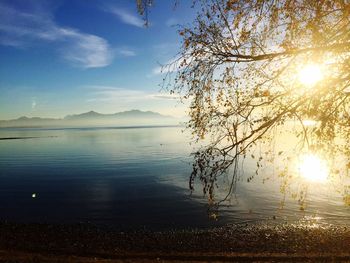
[0, 127, 349, 229]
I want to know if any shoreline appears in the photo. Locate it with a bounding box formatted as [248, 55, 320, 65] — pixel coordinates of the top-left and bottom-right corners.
[1, 221, 349, 262]
[1, 250, 350, 262]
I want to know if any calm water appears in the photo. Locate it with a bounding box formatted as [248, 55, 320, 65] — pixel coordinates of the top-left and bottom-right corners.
[0, 126, 349, 229]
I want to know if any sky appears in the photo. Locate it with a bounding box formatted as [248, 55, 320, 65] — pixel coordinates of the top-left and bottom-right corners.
[0, 0, 196, 120]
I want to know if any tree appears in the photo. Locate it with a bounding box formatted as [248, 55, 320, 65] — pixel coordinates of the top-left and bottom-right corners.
[164, 0, 350, 208]
[136, 0, 154, 27]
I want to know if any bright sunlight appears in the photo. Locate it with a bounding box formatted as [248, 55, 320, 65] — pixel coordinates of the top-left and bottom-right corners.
[298, 154, 329, 182]
[298, 64, 323, 86]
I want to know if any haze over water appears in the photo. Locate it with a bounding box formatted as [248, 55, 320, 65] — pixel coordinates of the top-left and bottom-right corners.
[0, 126, 349, 230]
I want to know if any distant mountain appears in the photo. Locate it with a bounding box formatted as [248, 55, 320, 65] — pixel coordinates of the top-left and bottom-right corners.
[0, 116, 61, 128]
[64, 110, 103, 119]
[64, 110, 172, 120]
[113, 109, 171, 118]
[0, 110, 179, 128]
[16, 116, 57, 121]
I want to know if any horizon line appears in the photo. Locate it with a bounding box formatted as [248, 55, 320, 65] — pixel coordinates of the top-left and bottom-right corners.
[0, 109, 182, 121]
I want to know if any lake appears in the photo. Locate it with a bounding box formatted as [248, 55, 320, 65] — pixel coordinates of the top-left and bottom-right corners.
[0, 126, 349, 230]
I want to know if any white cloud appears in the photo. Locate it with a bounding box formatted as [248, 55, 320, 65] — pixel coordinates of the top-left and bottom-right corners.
[0, 2, 113, 68]
[107, 7, 145, 28]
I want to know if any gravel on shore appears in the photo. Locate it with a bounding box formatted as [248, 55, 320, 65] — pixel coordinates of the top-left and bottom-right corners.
[0, 221, 349, 262]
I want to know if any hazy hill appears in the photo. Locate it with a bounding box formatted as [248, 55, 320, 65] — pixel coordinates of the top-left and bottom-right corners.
[64, 110, 171, 120]
[0, 110, 179, 128]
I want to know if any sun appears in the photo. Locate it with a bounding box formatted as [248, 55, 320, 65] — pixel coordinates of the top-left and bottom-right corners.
[298, 64, 323, 86]
[298, 154, 328, 182]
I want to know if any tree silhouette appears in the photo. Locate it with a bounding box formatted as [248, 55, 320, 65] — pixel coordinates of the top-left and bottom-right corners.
[164, 0, 350, 208]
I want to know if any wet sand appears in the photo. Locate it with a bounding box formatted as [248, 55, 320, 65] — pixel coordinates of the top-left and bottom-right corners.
[0, 221, 349, 262]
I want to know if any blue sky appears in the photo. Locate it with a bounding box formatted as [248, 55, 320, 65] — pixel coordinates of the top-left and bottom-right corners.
[0, 0, 195, 119]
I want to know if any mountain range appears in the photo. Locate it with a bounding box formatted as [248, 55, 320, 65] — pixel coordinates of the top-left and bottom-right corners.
[0, 110, 179, 128]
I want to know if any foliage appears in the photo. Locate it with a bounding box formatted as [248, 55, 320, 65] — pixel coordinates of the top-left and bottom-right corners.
[166, 0, 350, 207]
[136, 0, 154, 27]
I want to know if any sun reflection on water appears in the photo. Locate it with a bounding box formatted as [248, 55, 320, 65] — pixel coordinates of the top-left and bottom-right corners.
[298, 215, 327, 229]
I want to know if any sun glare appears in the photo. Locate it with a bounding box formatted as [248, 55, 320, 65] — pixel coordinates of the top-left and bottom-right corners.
[298, 64, 323, 86]
[298, 154, 328, 182]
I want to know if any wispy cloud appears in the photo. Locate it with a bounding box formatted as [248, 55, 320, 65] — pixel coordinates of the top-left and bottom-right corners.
[118, 48, 137, 57]
[149, 94, 181, 100]
[151, 56, 188, 76]
[152, 64, 164, 75]
[84, 85, 180, 103]
[58, 28, 113, 68]
[106, 7, 145, 28]
[31, 97, 37, 110]
[165, 18, 179, 27]
[83, 85, 184, 117]
[0, 2, 113, 68]
[85, 86, 146, 102]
